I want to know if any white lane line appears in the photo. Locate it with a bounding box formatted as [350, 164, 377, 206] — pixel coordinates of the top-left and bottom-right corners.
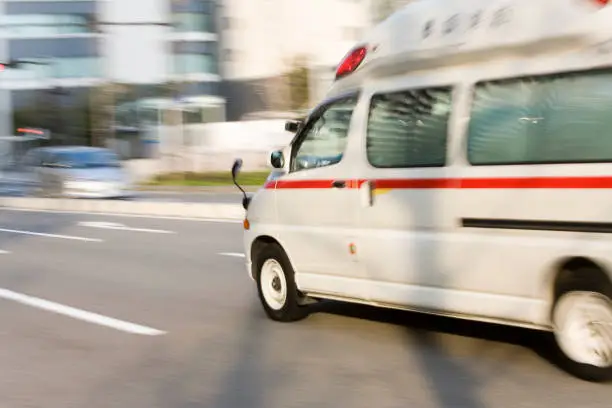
[0, 288, 166, 336]
[220, 252, 245, 258]
[0, 208, 241, 223]
[0, 228, 102, 242]
[78, 221, 175, 234]
[0, 250, 10, 254]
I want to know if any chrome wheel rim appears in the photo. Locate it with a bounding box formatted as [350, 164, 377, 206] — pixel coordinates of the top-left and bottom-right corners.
[260, 259, 287, 311]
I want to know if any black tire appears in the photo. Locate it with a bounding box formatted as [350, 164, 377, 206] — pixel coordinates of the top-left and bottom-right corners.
[255, 243, 308, 322]
[552, 273, 612, 383]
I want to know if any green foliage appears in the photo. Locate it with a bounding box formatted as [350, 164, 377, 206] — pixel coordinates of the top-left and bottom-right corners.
[147, 171, 270, 187]
[286, 55, 310, 111]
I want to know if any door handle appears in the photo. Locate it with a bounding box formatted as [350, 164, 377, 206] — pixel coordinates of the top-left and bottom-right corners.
[331, 180, 346, 189]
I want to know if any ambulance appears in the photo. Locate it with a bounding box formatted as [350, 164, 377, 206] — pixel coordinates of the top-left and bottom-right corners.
[231, 0, 612, 381]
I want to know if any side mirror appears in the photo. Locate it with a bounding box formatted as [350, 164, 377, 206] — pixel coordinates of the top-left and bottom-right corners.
[231, 158, 243, 181]
[284, 120, 301, 133]
[231, 158, 251, 210]
[267, 150, 285, 169]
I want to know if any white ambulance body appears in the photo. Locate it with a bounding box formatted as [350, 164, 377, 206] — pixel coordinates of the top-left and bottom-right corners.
[234, 0, 612, 381]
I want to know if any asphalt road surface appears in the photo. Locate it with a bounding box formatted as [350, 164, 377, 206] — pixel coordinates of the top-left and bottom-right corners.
[0, 209, 610, 408]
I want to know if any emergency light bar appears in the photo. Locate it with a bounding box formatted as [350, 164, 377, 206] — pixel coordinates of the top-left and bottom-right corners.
[335, 45, 367, 80]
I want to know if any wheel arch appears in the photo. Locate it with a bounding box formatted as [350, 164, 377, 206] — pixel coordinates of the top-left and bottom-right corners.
[542, 256, 612, 317]
[250, 235, 291, 280]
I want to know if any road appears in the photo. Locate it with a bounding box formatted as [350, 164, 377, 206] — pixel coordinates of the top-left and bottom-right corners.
[0, 209, 609, 408]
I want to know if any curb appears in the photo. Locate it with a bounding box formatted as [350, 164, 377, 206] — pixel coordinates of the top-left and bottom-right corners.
[0, 197, 246, 220]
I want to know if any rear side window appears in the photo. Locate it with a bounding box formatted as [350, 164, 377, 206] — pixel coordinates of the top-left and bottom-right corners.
[468, 70, 612, 165]
[366, 87, 452, 168]
[54, 150, 120, 169]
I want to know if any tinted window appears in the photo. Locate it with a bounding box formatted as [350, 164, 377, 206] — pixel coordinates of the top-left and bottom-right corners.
[21, 149, 41, 167]
[291, 96, 358, 172]
[367, 87, 451, 168]
[468, 70, 612, 165]
[53, 150, 120, 169]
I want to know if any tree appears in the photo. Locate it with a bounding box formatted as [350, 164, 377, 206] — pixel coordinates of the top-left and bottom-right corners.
[286, 55, 310, 111]
[89, 83, 118, 147]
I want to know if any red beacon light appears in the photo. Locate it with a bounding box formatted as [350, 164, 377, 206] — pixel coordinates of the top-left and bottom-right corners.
[335, 45, 368, 80]
[592, 0, 609, 6]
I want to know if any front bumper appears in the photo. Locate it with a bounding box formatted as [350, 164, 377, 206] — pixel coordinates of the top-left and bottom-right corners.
[244, 226, 255, 280]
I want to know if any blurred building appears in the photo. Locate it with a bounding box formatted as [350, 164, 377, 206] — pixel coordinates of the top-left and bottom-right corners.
[217, 0, 371, 120]
[101, 0, 226, 157]
[0, 0, 225, 146]
[0, 0, 103, 140]
[217, 0, 416, 113]
[0, 0, 415, 147]
[102, 0, 226, 116]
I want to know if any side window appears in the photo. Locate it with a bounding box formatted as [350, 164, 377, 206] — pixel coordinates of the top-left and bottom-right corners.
[366, 87, 452, 168]
[21, 150, 41, 167]
[42, 152, 60, 167]
[291, 96, 358, 172]
[468, 69, 612, 165]
[467, 79, 542, 165]
[538, 71, 612, 163]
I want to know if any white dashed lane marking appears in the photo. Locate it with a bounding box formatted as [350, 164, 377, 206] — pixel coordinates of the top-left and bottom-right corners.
[0, 288, 166, 336]
[78, 221, 175, 234]
[0, 228, 102, 242]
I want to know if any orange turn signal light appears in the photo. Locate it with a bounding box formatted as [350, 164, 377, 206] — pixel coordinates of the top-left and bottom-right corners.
[243, 218, 250, 230]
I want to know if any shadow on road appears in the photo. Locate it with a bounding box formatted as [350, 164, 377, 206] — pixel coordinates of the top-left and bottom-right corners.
[208, 308, 273, 408]
[314, 300, 562, 381]
[150, 301, 292, 408]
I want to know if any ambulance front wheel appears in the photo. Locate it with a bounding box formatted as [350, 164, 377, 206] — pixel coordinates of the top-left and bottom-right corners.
[255, 243, 309, 322]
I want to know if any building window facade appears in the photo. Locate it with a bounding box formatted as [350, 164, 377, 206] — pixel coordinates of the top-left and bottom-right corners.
[0, 14, 95, 36]
[174, 12, 213, 33]
[174, 53, 216, 74]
